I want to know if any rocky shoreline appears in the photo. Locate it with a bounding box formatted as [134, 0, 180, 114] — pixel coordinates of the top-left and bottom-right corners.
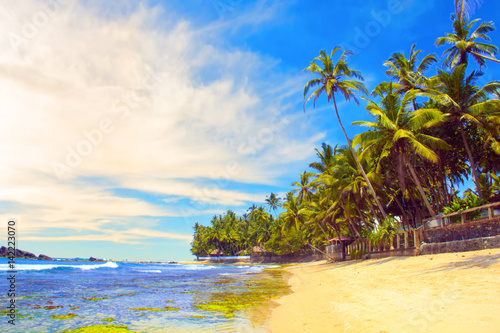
[0, 246, 52, 260]
[0, 246, 106, 261]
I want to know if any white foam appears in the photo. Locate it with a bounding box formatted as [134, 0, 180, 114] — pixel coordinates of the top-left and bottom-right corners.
[184, 265, 217, 271]
[0, 264, 59, 271]
[77, 261, 118, 270]
[0, 261, 118, 271]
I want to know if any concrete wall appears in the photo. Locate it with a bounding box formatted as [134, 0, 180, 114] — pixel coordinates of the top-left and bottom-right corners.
[423, 217, 500, 243]
[420, 235, 500, 255]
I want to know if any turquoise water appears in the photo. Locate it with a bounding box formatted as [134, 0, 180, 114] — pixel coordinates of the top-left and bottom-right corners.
[0, 259, 281, 332]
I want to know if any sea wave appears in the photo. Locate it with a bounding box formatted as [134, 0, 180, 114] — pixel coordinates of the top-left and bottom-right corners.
[183, 265, 217, 271]
[219, 266, 263, 276]
[0, 261, 118, 272]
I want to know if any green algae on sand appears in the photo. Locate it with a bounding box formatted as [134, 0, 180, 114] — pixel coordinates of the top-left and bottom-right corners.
[63, 325, 135, 332]
[81, 296, 110, 301]
[50, 313, 78, 320]
[101, 318, 116, 322]
[130, 306, 179, 312]
[192, 267, 291, 320]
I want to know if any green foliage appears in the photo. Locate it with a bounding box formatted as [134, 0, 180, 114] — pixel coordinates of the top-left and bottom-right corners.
[443, 191, 485, 222]
[349, 249, 367, 260]
[443, 192, 484, 214]
[368, 218, 397, 248]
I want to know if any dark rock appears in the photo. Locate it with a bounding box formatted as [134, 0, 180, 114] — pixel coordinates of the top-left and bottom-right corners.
[38, 254, 52, 261]
[0, 246, 51, 259]
[89, 257, 97, 261]
[14, 249, 37, 259]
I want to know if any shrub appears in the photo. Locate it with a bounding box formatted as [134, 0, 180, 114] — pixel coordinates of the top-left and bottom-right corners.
[349, 249, 366, 260]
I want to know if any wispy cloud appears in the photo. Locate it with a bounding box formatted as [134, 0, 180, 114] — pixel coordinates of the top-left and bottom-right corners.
[0, 0, 321, 245]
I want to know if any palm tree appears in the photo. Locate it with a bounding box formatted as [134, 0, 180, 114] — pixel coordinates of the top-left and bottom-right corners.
[431, 64, 500, 199]
[353, 86, 451, 217]
[309, 142, 336, 173]
[319, 144, 381, 227]
[383, 44, 437, 109]
[435, 18, 499, 68]
[454, 0, 482, 23]
[303, 47, 388, 220]
[291, 171, 315, 204]
[265, 192, 281, 215]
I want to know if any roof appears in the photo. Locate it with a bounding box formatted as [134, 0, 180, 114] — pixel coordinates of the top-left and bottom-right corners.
[328, 236, 353, 242]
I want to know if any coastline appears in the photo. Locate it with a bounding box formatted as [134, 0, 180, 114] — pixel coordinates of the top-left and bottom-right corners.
[268, 248, 500, 333]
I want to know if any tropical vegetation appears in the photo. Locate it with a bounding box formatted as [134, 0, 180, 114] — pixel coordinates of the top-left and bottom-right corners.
[191, 0, 500, 259]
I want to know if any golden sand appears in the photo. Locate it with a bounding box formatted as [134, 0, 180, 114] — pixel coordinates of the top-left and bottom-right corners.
[268, 248, 500, 333]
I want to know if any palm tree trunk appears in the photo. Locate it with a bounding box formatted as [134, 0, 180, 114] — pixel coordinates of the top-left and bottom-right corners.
[393, 194, 409, 229]
[361, 187, 382, 225]
[332, 96, 388, 221]
[296, 227, 324, 254]
[354, 205, 371, 230]
[325, 217, 345, 261]
[404, 157, 437, 217]
[459, 121, 483, 199]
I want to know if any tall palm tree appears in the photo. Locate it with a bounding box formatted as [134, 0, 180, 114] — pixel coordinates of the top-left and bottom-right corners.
[353, 86, 450, 217]
[431, 64, 500, 199]
[435, 18, 499, 68]
[303, 47, 388, 220]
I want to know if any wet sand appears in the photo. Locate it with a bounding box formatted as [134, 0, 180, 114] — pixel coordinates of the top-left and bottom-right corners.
[269, 248, 500, 333]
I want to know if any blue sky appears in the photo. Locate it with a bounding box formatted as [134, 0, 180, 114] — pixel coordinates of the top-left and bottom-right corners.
[1, 0, 499, 261]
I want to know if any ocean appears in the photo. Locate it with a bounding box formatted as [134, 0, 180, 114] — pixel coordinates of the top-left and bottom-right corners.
[0, 258, 289, 332]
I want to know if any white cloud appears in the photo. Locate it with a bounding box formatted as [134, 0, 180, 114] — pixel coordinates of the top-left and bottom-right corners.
[0, 0, 321, 240]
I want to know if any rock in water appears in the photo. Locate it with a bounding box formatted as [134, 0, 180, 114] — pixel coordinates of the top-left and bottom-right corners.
[38, 254, 52, 260]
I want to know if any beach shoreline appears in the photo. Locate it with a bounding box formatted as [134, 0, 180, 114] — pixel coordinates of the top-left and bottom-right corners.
[268, 248, 500, 333]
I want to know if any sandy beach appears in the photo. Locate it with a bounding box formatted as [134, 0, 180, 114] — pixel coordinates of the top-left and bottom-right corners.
[269, 249, 500, 333]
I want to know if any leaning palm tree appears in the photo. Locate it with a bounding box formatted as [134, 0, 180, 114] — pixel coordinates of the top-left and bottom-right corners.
[431, 64, 500, 199]
[303, 47, 388, 220]
[435, 18, 499, 68]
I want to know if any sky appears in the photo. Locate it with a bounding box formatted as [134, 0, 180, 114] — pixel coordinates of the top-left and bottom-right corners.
[1, 0, 499, 261]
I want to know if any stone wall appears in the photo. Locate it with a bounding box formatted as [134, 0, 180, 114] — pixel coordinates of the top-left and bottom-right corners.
[364, 248, 418, 260]
[423, 217, 500, 243]
[420, 235, 500, 255]
[250, 253, 324, 264]
[205, 257, 251, 264]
